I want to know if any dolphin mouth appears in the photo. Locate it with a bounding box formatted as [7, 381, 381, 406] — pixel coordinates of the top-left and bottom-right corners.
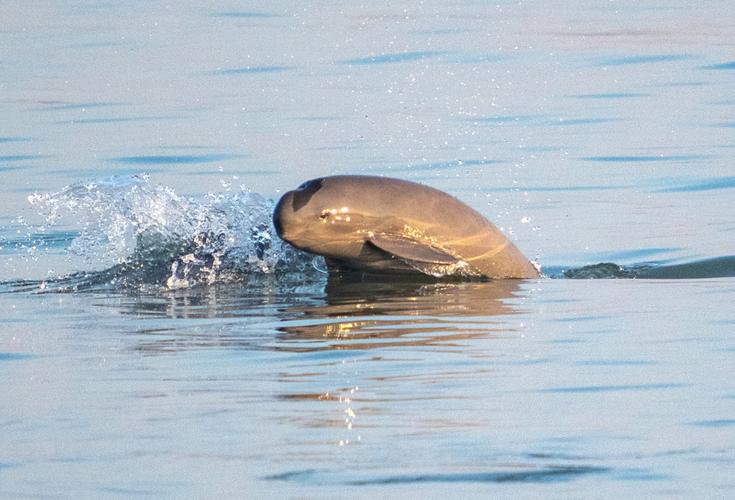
[273, 212, 284, 238]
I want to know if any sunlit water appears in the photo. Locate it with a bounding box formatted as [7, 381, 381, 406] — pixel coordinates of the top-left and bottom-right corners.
[1, 1, 734, 498]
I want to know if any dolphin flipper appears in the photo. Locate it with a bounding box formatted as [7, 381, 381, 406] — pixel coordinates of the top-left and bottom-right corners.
[368, 234, 459, 264]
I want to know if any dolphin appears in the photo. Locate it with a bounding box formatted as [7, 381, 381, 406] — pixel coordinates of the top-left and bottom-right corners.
[273, 175, 539, 279]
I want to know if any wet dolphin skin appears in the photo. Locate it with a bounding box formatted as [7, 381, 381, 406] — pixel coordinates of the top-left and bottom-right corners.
[273, 175, 539, 279]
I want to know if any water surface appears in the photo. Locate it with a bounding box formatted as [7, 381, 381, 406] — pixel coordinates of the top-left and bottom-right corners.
[1, 1, 734, 498]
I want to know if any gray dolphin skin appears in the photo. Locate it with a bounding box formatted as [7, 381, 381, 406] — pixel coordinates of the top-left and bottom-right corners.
[273, 175, 540, 279]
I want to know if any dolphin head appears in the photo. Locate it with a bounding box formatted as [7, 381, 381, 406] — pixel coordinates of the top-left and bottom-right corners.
[273, 177, 368, 258]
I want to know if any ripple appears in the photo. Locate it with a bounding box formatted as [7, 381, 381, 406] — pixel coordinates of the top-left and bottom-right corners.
[466, 114, 541, 124]
[0, 230, 79, 251]
[466, 115, 618, 127]
[266, 466, 608, 485]
[389, 159, 502, 172]
[576, 359, 656, 366]
[569, 92, 649, 99]
[211, 11, 280, 18]
[690, 419, 735, 427]
[541, 383, 686, 393]
[613, 469, 669, 481]
[591, 247, 680, 261]
[98, 486, 160, 496]
[0, 155, 45, 162]
[351, 467, 608, 485]
[658, 176, 735, 192]
[702, 61, 735, 70]
[550, 118, 620, 126]
[452, 53, 507, 64]
[340, 51, 446, 65]
[187, 169, 275, 176]
[580, 155, 707, 163]
[211, 66, 292, 75]
[599, 54, 692, 66]
[111, 154, 239, 165]
[481, 184, 628, 192]
[0, 136, 31, 143]
[0, 352, 36, 362]
[41, 102, 124, 111]
[411, 28, 472, 36]
[56, 116, 179, 125]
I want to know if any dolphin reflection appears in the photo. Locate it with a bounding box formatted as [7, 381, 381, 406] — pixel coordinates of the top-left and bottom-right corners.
[274, 276, 524, 352]
[120, 276, 526, 354]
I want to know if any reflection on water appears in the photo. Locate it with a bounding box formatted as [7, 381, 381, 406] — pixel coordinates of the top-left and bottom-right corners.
[279, 278, 522, 352]
[119, 276, 524, 354]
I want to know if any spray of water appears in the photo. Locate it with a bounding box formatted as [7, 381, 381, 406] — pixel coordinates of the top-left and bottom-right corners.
[18, 174, 319, 291]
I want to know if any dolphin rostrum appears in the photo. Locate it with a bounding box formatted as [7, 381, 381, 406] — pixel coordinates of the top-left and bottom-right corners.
[273, 175, 540, 279]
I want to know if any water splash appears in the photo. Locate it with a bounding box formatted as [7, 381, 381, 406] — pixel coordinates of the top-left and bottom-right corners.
[17, 174, 318, 291]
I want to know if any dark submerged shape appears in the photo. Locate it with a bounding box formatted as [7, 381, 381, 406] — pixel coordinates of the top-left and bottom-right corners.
[273, 175, 539, 279]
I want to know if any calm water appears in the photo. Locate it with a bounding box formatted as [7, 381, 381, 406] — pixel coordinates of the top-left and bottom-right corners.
[1, 1, 734, 498]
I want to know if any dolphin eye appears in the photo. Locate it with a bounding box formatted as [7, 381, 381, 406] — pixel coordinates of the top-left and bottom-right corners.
[292, 178, 324, 211]
[297, 179, 322, 191]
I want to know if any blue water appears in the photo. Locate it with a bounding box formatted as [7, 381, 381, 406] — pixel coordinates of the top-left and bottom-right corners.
[1, 1, 734, 498]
